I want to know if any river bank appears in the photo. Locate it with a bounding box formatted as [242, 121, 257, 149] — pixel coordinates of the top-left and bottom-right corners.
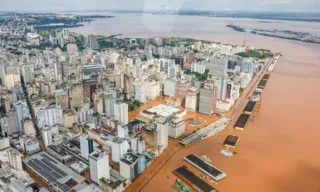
[68, 13, 320, 192]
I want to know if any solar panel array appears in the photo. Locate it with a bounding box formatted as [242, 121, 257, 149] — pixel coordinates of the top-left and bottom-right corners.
[27, 156, 69, 192]
[40, 153, 58, 164]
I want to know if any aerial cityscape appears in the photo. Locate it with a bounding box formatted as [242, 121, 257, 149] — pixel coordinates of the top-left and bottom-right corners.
[0, 1, 320, 192]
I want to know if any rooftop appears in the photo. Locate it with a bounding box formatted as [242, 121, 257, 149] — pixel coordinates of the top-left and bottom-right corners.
[143, 104, 183, 118]
[23, 152, 87, 192]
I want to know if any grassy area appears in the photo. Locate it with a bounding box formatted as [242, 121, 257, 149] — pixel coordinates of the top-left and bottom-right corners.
[129, 100, 141, 111]
[239, 87, 245, 95]
[38, 30, 49, 37]
[236, 49, 273, 60]
[184, 69, 209, 81]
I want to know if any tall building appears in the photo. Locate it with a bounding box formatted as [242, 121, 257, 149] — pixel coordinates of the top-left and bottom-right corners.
[104, 92, 116, 117]
[55, 89, 69, 110]
[77, 100, 94, 122]
[19, 135, 41, 154]
[42, 126, 53, 147]
[156, 117, 169, 150]
[0, 137, 10, 150]
[206, 57, 228, 77]
[172, 55, 184, 69]
[185, 87, 200, 111]
[7, 148, 23, 170]
[80, 134, 94, 159]
[111, 138, 130, 163]
[70, 82, 84, 108]
[164, 79, 176, 97]
[168, 117, 185, 138]
[114, 102, 128, 125]
[23, 119, 36, 136]
[159, 58, 176, 79]
[89, 151, 110, 184]
[4, 67, 20, 90]
[35, 105, 63, 130]
[175, 80, 192, 99]
[134, 82, 147, 103]
[191, 61, 206, 74]
[14, 101, 31, 133]
[223, 80, 234, 103]
[120, 152, 145, 180]
[124, 74, 134, 98]
[21, 65, 34, 83]
[0, 111, 18, 136]
[241, 58, 257, 74]
[143, 77, 160, 99]
[199, 85, 217, 115]
[84, 34, 100, 50]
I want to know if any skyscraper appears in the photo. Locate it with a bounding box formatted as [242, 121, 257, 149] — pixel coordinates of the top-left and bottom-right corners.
[111, 137, 130, 163]
[114, 102, 128, 125]
[14, 101, 31, 133]
[7, 148, 23, 170]
[89, 151, 110, 184]
[104, 92, 115, 117]
[80, 134, 94, 159]
[199, 84, 217, 115]
[156, 117, 169, 150]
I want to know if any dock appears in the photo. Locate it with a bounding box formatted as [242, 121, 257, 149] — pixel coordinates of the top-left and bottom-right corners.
[224, 135, 240, 148]
[234, 114, 250, 130]
[184, 154, 227, 181]
[173, 166, 216, 192]
[243, 101, 257, 115]
[258, 79, 267, 89]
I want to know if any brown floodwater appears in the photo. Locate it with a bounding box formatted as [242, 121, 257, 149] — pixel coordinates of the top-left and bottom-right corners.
[70, 13, 320, 192]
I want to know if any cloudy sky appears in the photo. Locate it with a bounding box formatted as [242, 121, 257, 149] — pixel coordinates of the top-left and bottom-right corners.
[1, 0, 319, 12]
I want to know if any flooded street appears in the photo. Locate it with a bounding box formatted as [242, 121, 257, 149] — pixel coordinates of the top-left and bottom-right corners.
[70, 13, 320, 192]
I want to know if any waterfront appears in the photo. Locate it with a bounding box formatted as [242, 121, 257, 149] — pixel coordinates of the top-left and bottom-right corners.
[70, 13, 320, 192]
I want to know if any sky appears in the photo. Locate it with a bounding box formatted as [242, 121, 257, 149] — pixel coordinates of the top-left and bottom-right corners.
[1, 0, 319, 12]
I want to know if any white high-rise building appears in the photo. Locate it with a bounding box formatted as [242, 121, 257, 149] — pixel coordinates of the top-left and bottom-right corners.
[185, 87, 200, 112]
[156, 117, 169, 150]
[206, 57, 228, 77]
[80, 134, 94, 159]
[114, 102, 128, 125]
[35, 105, 63, 130]
[168, 117, 185, 139]
[112, 138, 130, 163]
[191, 61, 206, 74]
[164, 79, 176, 97]
[159, 58, 176, 79]
[7, 148, 23, 170]
[144, 79, 160, 99]
[0, 137, 10, 150]
[42, 127, 52, 147]
[134, 82, 147, 103]
[4, 67, 20, 90]
[14, 101, 31, 133]
[89, 150, 110, 184]
[104, 93, 115, 117]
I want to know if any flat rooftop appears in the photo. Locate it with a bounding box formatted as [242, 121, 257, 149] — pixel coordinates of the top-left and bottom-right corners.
[263, 74, 270, 80]
[243, 101, 256, 113]
[224, 135, 240, 147]
[143, 104, 183, 118]
[258, 79, 267, 89]
[69, 161, 88, 174]
[184, 154, 227, 181]
[23, 152, 87, 192]
[234, 114, 250, 130]
[173, 166, 216, 192]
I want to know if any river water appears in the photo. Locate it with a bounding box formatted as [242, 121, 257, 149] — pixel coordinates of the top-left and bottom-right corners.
[69, 13, 320, 192]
